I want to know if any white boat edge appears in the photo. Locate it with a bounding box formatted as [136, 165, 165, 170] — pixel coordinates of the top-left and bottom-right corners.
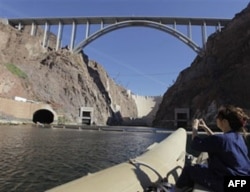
[45, 128, 187, 192]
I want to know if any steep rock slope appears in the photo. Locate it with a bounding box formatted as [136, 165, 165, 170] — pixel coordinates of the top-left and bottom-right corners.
[154, 4, 250, 128]
[0, 22, 137, 125]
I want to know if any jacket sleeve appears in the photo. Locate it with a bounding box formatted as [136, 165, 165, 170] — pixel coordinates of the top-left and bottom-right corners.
[191, 135, 223, 153]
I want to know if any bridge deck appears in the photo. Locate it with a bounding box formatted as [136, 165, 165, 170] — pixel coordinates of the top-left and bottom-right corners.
[8, 16, 230, 26]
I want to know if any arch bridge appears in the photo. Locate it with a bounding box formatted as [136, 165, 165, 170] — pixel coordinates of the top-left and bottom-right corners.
[7, 16, 230, 56]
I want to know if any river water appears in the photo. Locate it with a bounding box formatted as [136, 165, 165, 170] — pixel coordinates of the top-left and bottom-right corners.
[0, 125, 169, 192]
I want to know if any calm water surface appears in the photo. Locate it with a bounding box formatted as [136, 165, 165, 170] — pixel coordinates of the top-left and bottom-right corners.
[0, 125, 169, 192]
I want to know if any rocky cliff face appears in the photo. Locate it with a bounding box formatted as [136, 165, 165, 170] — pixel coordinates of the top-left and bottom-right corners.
[0, 22, 137, 125]
[153, 3, 250, 128]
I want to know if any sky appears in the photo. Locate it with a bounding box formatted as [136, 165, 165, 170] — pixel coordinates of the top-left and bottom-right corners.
[0, 0, 249, 96]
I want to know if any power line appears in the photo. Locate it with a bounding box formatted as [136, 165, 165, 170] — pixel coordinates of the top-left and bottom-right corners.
[110, 72, 178, 77]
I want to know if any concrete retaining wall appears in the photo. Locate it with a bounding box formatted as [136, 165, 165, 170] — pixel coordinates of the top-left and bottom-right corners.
[0, 97, 57, 122]
[0, 94, 161, 125]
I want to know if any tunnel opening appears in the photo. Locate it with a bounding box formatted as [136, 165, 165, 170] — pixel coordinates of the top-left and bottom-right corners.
[33, 109, 54, 124]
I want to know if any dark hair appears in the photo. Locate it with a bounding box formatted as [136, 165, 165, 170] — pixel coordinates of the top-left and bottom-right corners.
[216, 105, 249, 133]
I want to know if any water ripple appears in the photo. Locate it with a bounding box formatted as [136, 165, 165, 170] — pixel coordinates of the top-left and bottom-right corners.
[0, 125, 168, 192]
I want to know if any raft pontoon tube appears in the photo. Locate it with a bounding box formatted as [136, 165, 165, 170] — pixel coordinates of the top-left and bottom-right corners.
[46, 128, 187, 192]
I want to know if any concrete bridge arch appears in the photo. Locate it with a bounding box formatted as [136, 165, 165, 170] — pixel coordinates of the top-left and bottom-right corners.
[7, 16, 230, 56]
[73, 20, 203, 55]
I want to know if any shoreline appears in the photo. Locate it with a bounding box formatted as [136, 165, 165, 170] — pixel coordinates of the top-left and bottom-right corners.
[0, 120, 249, 135]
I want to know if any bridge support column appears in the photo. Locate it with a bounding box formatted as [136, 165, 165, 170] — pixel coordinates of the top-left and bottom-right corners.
[31, 22, 37, 36]
[100, 20, 104, 29]
[18, 22, 22, 30]
[56, 21, 63, 51]
[202, 21, 207, 49]
[216, 22, 222, 32]
[70, 20, 76, 51]
[42, 22, 50, 48]
[85, 20, 90, 39]
[187, 20, 192, 40]
[173, 20, 177, 30]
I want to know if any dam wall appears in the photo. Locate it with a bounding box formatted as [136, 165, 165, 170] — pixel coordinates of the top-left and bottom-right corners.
[131, 94, 162, 126]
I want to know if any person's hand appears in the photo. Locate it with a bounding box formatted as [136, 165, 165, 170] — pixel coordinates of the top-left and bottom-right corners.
[192, 119, 199, 130]
[198, 119, 208, 129]
[192, 119, 199, 140]
[198, 119, 214, 135]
